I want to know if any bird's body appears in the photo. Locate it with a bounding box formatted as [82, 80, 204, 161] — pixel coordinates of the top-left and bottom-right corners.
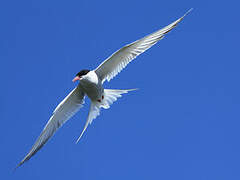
[80, 71, 103, 101]
[16, 9, 192, 169]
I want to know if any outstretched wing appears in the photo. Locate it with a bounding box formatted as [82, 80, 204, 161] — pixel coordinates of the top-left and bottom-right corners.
[95, 9, 192, 83]
[16, 85, 85, 169]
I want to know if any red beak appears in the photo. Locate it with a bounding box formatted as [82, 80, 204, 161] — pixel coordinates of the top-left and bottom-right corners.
[72, 76, 81, 82]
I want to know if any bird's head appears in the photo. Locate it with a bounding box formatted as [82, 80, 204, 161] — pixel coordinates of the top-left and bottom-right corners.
[72, 69, 90, 82]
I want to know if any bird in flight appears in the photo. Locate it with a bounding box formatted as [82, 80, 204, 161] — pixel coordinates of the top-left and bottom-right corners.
[16, 9, 192, 169]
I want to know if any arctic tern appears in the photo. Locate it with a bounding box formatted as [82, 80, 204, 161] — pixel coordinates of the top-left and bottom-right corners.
[16, 9, 192, 168]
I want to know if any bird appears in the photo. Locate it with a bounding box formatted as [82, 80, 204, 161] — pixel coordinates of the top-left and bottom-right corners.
[16, 9, 192, 169]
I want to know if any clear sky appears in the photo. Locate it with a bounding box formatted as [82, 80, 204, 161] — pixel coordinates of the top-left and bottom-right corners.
[1, 0, 240, 179]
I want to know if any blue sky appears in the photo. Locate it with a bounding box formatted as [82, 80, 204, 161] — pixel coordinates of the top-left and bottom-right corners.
[1, 0, 240, 179]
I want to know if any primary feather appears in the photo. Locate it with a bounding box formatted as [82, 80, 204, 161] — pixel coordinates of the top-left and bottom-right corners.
[16, 85, 85, 169]
[95, 8, 192, 83]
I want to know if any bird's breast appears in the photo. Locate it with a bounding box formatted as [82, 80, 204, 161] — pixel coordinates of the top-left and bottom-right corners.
[80, 71, 103, 100]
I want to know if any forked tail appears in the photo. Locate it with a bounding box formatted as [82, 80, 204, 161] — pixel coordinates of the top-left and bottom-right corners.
[100, 88, 137, 109]
[76, 88, 137, 143]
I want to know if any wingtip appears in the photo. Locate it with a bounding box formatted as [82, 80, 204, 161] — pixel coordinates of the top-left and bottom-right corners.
[175, 8, 193, 25]
[13, 161, 24, 171]
[184, 8, 193, 17]
[13, 165, 19, 172]
[14, 152, 32, 171]
[128, 88, 139, 92]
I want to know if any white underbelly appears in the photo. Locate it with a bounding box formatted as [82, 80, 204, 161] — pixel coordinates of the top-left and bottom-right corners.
[80, 81, 103, 101]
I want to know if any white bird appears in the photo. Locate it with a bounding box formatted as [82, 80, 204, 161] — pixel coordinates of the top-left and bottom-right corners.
[16, 9, 192, 169]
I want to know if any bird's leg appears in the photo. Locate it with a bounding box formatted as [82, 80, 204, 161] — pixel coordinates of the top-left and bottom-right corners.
[97, 95, 104, 103]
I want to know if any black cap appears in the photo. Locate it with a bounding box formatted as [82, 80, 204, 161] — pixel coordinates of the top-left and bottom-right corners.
[76, 69, 90, 77]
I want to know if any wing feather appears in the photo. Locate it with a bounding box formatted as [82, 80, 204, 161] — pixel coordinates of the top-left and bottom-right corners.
[16, 85, 85, 168]
[95, 9, 192, 83]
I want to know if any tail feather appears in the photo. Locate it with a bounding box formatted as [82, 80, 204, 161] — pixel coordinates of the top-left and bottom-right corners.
[75, 88, 137, 143]
[101, 88, 138, 109]
[76, 102, 100, 143]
